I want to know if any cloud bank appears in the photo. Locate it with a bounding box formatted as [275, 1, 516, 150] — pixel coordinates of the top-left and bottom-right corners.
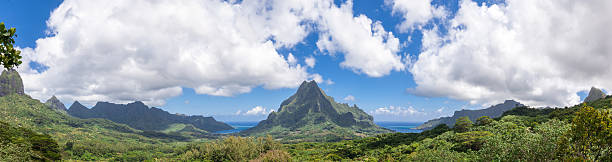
[18, 0, 405, 106]
[405, 0, 612, 107]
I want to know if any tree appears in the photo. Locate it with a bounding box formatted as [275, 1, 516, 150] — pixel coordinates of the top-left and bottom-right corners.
[454, 116, 473, 133]
[476, 116, 493, 126]
[0, 22, 22, 70]
[561, 106, 612, 161]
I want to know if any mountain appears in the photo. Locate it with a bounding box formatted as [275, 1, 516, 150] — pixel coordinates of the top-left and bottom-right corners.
[0, 94, 195, 160]
[0, 69, 24, 97]
[242, 81, 391, 142]
[584, 87, 606, 102]
[416, 100, 524, 130]
[67, 101, 233, 132]
[45, 95, 67, 112]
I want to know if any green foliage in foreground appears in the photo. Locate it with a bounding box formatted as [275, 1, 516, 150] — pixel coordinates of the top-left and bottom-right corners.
[176, 136, 290, 161]
[0, 121, 60, 161]
[0, 22, 22, 70]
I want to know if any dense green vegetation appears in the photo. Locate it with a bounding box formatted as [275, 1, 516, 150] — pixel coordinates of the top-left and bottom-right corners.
[0, 94, 193, 161]
[0, 120, 60, 161]
[2, 86, 612, 161]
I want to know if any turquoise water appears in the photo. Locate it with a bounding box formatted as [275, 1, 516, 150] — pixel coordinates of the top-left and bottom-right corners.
[213, 121, 258, 134]
[214, 121, 423, 134]
[375, 122, 423, 133]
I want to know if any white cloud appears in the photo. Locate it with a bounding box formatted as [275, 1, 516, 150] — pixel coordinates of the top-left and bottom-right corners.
[184, 100, 190, 104]
[435, 107, 443, 113]
[343, 95, 355, 101]
[387, 0, 446, 32]
[316, 1, 405, 77]
[243, 106, 274, 116]
[17, 0, 387, 106]
[287, 53, 297, 65]
[371, 106, 423, 116]
[309, 73, 334, 85]
[410, 0, 612, 107]
[304, 56, 316, 68]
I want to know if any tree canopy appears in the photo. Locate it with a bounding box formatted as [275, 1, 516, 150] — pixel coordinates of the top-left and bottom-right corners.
[0, 22, 22, 70]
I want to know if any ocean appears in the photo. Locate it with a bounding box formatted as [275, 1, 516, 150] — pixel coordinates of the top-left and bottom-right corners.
[214, 121, 423, 134]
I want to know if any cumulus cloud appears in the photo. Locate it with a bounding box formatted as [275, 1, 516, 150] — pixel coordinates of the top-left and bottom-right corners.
[343, 95, 355, 101]
[304, 56, 316, 68]
[316, 1, 405, 77]
[371, 106, 423, 116]
[243, 106, 274, 116]
[17, 0, 399, 106]
[387, 0, 446, 31]
[410, 0, 612, 107]
[287, 53, 298, 66]
[309, 73, 334, 85]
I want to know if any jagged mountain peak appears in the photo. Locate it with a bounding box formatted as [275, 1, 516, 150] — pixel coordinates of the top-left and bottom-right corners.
[68, 100, 233, 132]
[0, 69, 24, 97]
[128, 101, 146, 107]
[244, 80, 390, 142]
[69, 101, 87, 109]
[585, 87, 606, 103]
[45, 95, 67, 111]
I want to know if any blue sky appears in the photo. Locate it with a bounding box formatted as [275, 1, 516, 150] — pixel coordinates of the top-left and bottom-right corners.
[1, 0, 607, 122]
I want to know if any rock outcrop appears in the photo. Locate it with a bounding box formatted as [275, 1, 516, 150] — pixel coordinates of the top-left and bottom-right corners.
[0, 69, 24, 97]
[45, 95, 67, 112]
[584, 87, 606, 103]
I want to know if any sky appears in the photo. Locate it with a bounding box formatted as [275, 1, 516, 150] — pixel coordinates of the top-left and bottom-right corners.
[1, 0, 610, 122]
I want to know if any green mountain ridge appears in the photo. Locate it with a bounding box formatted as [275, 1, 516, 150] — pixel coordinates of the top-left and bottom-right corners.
[416, 100, 524, 130]
[67, 100, 233, 132]
[242, 81, 391, 143]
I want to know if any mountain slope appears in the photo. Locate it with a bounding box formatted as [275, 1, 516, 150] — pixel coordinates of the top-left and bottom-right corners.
[68, 101, 233, 132]
[0, 94, 191, 159]
[45, 95, 67, 112]
[416, 100, 524, 130]
[243, 81, 391, 142]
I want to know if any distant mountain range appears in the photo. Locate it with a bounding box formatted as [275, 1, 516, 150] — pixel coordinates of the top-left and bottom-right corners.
[242, 81, 391, 142]
[416, 100, 524, 130]
[67, 101, 233, 132]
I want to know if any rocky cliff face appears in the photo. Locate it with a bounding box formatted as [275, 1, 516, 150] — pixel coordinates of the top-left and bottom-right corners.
[45, 95, 67, 112]
[416, 100, 524, 130]
[0, 69, 24, 97]
[67, 101, 233, 132]
[584, 87, 606, 103]
[243, 81, 390, 142]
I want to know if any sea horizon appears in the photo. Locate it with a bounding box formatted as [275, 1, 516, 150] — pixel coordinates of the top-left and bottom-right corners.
[215, 121, 424, 134]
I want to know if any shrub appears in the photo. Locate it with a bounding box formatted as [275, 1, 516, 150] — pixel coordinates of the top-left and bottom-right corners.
[179, 136, 282, 161]
[454, 116, 473, 133]
[253, 150, 292, 162]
